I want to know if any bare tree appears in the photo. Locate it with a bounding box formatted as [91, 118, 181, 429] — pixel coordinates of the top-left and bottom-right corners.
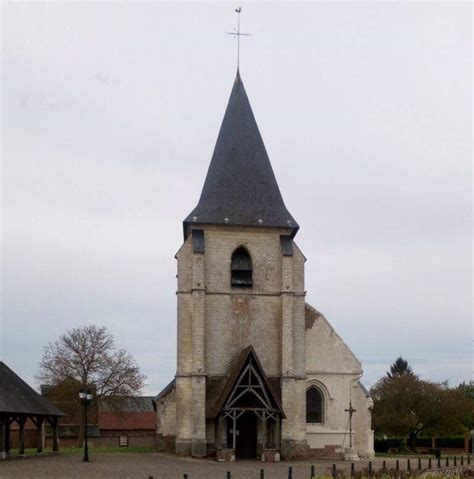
[37, 325, 146, 444]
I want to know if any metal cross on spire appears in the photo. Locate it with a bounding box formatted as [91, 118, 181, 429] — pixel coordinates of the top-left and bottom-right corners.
[227, 7, 250, 71]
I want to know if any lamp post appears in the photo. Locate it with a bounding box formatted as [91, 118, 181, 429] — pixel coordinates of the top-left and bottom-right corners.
[78, 388, 93, 462]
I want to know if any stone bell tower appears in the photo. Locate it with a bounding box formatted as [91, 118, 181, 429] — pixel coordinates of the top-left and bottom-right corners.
[175, 71, 308, 459]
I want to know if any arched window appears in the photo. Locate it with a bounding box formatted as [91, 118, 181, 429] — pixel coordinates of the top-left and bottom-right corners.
[306, 387, 324, 424]
[231, 247, 253, 288]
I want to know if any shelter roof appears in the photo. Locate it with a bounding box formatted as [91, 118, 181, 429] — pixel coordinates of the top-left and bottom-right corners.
[0, 362, 64, 417]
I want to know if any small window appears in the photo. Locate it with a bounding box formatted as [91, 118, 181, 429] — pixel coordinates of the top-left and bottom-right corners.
[306, 387, 324, 424]
[231, 247, 252, 288]
[119, 435, 129, 447]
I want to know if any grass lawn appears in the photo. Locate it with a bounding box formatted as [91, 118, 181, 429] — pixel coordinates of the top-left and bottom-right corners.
[6, 446, 155, 455]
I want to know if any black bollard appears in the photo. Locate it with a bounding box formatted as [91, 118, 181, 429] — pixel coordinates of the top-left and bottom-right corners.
[428, 458, 432, 469]
[227, 471, 231, 479]
[368, 461, 372, 473]
[310, 465, 315, 478]
[446, 457, 449, 467]
[382, 460, 386, 472]
[407, 459, 411, 471]
[454, 456, 457, 466]
[351, 462, 355, 477]
[461, 456, 464, 466]
[260, 469, 264, 479]
[468, 455, 471, 465]
[418, 457, 421, 470]
[332, 464, 336, 478]
[437, 457, 441, 468]
[183, 475, 188, 479]
[396, 459, 399, 471]
[288, 466, 293, 479]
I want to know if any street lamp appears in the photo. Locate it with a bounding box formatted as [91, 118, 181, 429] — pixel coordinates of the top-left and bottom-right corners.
[78, 388, 93, 462]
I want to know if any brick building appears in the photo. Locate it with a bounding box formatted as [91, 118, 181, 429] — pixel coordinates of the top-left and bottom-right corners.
[99, 397, 155, 447]
[39, 383, 154, 448]
[154, 71, 374, 460]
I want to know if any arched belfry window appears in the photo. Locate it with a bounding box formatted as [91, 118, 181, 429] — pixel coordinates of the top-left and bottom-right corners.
[306, 386, 324, 424]
[231, 247, 253, 288]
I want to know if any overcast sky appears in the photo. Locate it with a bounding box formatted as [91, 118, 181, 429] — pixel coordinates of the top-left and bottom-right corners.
[2, 2, 472, 395]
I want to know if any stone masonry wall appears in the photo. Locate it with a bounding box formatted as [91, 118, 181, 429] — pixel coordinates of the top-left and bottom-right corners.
[304, 303, 374, 458]
[155, 386, 177, 452]
[175, 224, 308, 458]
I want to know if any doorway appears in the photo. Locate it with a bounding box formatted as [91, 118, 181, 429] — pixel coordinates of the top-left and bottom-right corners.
[227, 412, 258, 459]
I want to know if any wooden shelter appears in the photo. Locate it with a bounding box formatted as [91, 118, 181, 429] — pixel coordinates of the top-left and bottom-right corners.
[0, 361, 64, 458]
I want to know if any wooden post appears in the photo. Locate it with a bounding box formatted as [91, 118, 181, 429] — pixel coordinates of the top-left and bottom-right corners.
[222, 416, 228, 448]
[18, 417, 26, 456]
[275, 415, 281, 450]
[215, 415, 221, 450]
[232, 411, 236, 451]
[36, 417, 44, 454]
[52, 417, 59, 452]
[4, 418, 10, 454]
[0, 416, 6, 460]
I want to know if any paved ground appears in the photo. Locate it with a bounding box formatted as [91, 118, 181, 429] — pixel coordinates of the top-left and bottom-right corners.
[0, 453, 471, 479]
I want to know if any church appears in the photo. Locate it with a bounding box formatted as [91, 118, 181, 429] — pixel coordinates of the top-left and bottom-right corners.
[154, 70, 375, 461]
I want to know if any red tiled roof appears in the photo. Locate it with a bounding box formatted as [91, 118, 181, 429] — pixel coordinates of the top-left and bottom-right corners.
[98, 411, 155, 431]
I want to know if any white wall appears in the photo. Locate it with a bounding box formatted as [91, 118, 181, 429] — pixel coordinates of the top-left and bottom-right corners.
[305, 304, 374, 458]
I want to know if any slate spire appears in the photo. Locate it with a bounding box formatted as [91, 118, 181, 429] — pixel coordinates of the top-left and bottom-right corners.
[183, 72, 298, 238]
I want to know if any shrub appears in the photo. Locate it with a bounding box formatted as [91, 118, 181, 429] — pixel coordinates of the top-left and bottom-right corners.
[435, 436, 465, 448]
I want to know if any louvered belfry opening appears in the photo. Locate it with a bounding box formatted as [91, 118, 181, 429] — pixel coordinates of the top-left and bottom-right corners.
[231, 247, 253, 288]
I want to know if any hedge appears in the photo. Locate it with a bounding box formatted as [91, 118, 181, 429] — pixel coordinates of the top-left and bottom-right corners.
[374, 436, 466, 452]
[435, 436, 465, 448]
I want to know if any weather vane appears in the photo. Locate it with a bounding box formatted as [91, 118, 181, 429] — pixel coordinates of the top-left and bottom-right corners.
[227, 7, 250, 71]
